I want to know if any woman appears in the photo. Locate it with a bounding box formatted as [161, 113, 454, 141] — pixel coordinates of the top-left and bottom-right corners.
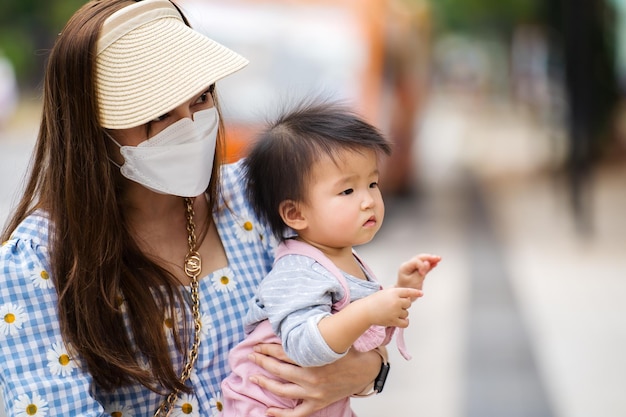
[0, 1, 383, 416]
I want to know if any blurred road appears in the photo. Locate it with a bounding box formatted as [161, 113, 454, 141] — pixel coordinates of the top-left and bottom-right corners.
[1, 90, 625, 417]
[352, 90, 626, 417]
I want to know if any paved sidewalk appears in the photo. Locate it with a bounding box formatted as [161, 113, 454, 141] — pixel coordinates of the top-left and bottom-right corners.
[353, 91, 626, 417]
[481, 163, 626, 417]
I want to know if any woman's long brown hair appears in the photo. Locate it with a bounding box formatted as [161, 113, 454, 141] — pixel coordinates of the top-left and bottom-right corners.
[1, 0, 225, 394]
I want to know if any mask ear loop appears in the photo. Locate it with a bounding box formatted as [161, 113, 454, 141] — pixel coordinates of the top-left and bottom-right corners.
[104, 130, 124, 169]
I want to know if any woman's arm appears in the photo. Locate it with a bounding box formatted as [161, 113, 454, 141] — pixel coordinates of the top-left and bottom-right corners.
[248, 343, 384, 417]
[0, 225, 106, 416]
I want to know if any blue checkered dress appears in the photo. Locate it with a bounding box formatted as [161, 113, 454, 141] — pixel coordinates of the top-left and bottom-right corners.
[0, 161, 275, 417]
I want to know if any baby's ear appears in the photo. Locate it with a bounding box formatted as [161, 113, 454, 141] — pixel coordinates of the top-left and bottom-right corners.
[279, 200, 307, 231]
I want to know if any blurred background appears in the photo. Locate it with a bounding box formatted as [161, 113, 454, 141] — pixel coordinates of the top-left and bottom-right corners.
[0, 0, 624, 416]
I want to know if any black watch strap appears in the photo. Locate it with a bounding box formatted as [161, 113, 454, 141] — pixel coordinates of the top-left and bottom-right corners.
[373, 361, 391, 393]
[352, 347, 390, 397]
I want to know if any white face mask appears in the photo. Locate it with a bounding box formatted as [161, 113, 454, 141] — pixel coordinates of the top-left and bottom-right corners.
[109, 107, 219, 197]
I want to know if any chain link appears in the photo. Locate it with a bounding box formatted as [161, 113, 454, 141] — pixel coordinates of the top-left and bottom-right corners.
[154, 197, 203, 417]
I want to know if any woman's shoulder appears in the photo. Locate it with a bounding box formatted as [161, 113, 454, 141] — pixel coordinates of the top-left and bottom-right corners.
[217, 159, 253, 221]
[1, 211, 54, 313]
[217, 160, 277, 252]
[219, 159, 247, 206]
[2, 211, 50, 248]
[1, 211, 51, 275]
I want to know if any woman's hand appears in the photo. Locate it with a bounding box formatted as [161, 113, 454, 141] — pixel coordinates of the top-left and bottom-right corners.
[248, 343, 382, 417]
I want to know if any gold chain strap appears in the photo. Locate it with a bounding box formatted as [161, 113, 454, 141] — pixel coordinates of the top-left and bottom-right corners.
[154, 197, 203, 417]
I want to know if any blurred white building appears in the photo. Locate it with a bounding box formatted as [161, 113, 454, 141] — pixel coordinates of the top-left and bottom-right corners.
[0, 53, 18, 130]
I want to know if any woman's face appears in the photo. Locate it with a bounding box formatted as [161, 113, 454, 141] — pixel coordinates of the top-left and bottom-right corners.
[107, 85, 215, 152]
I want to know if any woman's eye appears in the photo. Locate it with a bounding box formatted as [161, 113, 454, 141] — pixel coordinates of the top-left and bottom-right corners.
[198, 92, 209, 104]
[340, 189, 354, 196]
[151, 113, 169, 123]
[197, 85, 215, 105]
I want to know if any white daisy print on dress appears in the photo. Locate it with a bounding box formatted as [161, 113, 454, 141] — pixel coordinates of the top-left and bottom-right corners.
[200, 312, 213, 338]
[209, 392, 224, 415]
[0, 302, 27, 336]
[137, 356, 150, 371]
[30, 266, 53, 290]
[104, 401, 135, 417]
[46, 341, 77, 377]
[171, 393, 199, 417]
[14, 392, 49, 417]
[210, 267, 237, 293]
[233, 214, 258, 244]
[163, 308, 183, 336]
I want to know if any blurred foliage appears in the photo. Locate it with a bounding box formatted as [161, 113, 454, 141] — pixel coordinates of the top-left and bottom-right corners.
[0, 0, 85, 90]
[421, 0, 540, 35]
[0, 0, 544, 90]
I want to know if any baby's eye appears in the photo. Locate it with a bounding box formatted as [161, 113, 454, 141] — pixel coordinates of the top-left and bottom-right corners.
[369, 182, 379, 189]
[340, 189, 354, 196]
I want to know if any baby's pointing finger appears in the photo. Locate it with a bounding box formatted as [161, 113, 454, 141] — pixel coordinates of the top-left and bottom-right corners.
[398, 287, 422, 299]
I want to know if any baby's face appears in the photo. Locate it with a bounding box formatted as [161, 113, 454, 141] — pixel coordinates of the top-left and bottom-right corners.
[298, 148, 385, 249]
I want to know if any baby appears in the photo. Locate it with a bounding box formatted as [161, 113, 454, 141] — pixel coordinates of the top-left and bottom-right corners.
[221, 101, 441, 416]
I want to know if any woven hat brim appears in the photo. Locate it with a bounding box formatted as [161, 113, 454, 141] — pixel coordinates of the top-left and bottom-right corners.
[96, 1, 248, 129]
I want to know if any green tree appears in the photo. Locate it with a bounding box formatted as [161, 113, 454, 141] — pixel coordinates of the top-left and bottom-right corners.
[0, 0, 85, 90]
[427, 0, 540, 35]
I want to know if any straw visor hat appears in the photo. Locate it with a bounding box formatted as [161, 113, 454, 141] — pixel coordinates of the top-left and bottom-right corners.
[96, 0, 248, 129]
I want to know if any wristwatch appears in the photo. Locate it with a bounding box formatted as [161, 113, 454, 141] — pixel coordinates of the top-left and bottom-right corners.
[373, 360, 391, 393]
[352, 347, 389, 397]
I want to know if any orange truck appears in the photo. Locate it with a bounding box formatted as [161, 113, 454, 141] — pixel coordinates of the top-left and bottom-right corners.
[179, 0, 431, 195]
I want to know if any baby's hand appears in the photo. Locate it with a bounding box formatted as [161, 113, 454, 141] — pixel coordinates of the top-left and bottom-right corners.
[397, 253, 441, 293]
[362, 287, 422, 328]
